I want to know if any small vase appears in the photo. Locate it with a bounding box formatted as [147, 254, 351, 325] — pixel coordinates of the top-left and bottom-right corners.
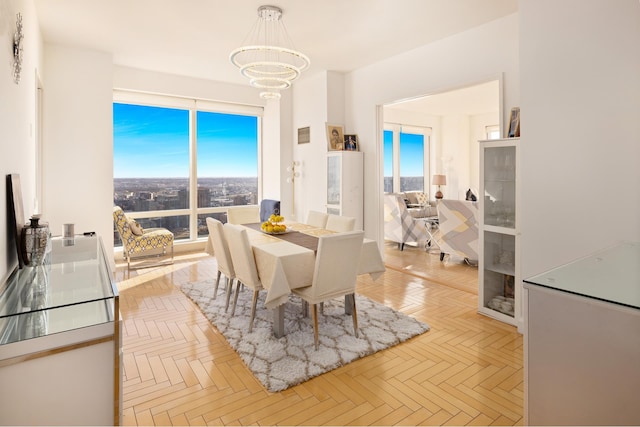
[21, 215, 51, 266]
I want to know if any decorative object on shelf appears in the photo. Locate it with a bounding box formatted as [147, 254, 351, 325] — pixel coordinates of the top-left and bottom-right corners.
[12, 13, 24, 84]
[432, 174, 447, 199]
[7, 174, 26, 268]
[230, 5, 310, 100]
[344, 134, 358, 151]
[286, 161, 300, 217]
[507, 107, 520, 138]
[326, 123, 344, 151]
[21, 215, 51, 266]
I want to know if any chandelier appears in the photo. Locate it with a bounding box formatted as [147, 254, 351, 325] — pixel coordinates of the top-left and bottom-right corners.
[230, 5, 310, 100]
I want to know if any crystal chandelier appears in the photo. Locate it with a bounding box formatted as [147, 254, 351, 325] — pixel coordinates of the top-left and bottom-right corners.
[230, 5, 310, 100]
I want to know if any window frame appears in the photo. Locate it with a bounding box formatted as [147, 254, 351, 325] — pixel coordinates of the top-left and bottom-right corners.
[113, 90, 263, 243]
[383, 123, 432, 194]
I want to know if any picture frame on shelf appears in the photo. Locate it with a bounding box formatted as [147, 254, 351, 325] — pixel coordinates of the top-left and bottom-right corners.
[326, 123, 344, 151]
[344, 134, 358, 151]
[507, 107, 520, 138]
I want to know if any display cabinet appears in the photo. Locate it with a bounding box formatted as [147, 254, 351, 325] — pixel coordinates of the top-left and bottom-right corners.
[0, 235, 122, 425]
[478, 137, 521, 328]
[327, 151, 364, 230]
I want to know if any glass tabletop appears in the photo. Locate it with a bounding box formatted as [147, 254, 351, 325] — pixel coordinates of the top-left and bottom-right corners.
[523, 241, 640, 310]
[0, 235, 116, 320]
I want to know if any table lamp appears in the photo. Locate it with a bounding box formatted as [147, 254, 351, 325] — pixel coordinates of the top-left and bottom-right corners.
[432, 175, 446, 199]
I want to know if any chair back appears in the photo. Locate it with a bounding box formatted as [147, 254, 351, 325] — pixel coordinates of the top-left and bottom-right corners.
[434, 199, 479, 261]
[259, 199, 280, 222]
[206, 217, 234, 278]
[307, 230, 364, 301]
[113, 206, 135, 249]
[227, 206, 260, 224]
[383, 194, 428, 244]
[325, 214, 356, 232]
[306, 210, 329, 228]
[223, 223, 262, 290]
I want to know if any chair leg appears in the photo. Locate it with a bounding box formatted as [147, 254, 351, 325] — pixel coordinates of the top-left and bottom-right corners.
[224, 278, 233, 312]
[400, 242, 405, 251]
[248, 290, 259, 333]
[440, 252, 446, 261]
[213, 271, 222, 300]
[351, 295, 359, 338]
[231, 280, 242, 316]
[312, 303, 319, 351]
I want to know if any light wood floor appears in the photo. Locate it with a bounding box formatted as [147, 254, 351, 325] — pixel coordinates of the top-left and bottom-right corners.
[115, 241, 523, 426]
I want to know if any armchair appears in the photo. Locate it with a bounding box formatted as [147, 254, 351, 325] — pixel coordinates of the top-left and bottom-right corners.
[433, 199, 479, 263]
[113, 206, 174, 270]
[383, 194, 430, 251]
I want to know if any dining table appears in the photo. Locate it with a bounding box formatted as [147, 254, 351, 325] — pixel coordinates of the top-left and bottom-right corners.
[205, 222, 386, 337]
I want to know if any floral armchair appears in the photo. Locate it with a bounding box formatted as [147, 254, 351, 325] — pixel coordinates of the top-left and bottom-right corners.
[113, 206, 174, 269]
[383, 194, 430, 251]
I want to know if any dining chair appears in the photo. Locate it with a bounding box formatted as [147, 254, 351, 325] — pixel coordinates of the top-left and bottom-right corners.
[292, 230, 364, 350]
[223, 223, 264, 332]
[325, 214, 356, 232]
[306, 210, 329, 228]
[259, 199, 280, 222]
[227, 206, 260, 224]
[206, 217, 236, 310]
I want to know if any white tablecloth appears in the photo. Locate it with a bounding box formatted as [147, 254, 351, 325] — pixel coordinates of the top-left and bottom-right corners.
[205, 222, 386, 310]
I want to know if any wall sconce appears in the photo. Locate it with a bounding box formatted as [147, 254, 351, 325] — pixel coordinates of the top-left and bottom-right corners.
[432, 174, 447, 199]
[286, 161, 300, 216]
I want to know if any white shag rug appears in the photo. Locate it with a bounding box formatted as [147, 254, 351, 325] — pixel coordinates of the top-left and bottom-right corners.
[180, 280, 430, 392]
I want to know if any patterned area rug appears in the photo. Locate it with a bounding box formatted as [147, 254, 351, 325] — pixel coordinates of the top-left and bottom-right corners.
[181, 280, 430, 392]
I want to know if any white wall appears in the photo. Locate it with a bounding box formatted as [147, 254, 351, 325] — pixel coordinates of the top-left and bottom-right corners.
[343, 14, 519, 243]
[0, 0, 42, 281]
[291, 71, 331, 222]
[519, 0, 640, 277]
[42, 45, 114, 262]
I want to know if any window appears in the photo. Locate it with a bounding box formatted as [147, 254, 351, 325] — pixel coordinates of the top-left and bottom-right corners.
[383, 124, 431, 194]
[113, 91, 261, 247]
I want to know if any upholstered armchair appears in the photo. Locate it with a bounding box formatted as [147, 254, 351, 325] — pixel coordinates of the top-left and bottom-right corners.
[113, 206, 174, 269]
[432, 199, 479, 263]
[383, 194, 430, 251]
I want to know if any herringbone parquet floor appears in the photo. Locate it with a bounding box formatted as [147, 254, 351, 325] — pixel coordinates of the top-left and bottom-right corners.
[115, 241, 523, 426]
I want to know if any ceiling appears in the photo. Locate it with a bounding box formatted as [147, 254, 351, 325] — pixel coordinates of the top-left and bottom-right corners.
[34, 0, 518, 87]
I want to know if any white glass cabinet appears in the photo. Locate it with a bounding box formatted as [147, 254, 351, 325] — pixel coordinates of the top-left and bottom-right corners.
[478, 137, 521, 328]
[327, 151, 364, 230]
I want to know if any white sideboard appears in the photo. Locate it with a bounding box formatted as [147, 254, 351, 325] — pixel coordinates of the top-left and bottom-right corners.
[0, 235, 122, 426]
[523, 242, 640, 426]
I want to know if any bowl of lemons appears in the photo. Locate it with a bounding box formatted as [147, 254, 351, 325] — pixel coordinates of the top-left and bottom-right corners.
[261, 214, 288, 234]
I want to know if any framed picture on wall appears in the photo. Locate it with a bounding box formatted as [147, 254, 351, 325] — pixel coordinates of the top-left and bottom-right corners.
[344, 134, 358, 151]
[507, 107, 520, 138]
[326, 123, 344, 151]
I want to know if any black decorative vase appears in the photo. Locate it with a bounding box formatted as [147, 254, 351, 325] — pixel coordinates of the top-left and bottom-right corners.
[21, 215, 50, 266]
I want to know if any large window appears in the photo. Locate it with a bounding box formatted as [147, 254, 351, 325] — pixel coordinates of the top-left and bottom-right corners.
[383, 124, 431, 194]
[113, 92, 261, 246]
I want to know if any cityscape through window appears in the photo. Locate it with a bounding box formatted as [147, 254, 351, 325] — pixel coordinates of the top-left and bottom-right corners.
[383, 126, 430, 194]
[113, 99, 260, 247]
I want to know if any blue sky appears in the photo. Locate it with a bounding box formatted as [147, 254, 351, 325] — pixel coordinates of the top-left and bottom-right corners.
[113, 103, 258, 178]
[383, 130, 425, 176]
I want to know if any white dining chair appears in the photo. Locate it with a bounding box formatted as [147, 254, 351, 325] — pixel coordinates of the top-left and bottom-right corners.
[223, 223, 264, 332]
[306, 210, 329, 228]
[206, 217, 236, 310]
[227, 206, 260, 224]
[325, 214, 356, 232]
[292, 230, 364, 350]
